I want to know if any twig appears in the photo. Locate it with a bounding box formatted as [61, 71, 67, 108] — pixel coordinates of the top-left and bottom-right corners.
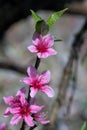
[29, 125, 37, 130]
[0, 61, 26, 74]
[20, 121, 26, 130]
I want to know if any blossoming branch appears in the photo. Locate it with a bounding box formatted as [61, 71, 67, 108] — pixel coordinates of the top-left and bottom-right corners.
[2, 9, 67, 130]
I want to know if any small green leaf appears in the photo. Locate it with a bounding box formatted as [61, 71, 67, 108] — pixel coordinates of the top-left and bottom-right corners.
[80, 122, 86, 130]
[35, 20, 49, 35]
[47, 8, 68, 28]
[54, 39, 62, 42]
[30, 10, 42, 24]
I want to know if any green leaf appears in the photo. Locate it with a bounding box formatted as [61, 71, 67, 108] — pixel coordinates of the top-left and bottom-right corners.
[80, 122, 86, 130]
[47, 8, 68, 28]
[54, 39, 62, 42]
[35, 20, 49, 35]
[30, 10, 42, 24]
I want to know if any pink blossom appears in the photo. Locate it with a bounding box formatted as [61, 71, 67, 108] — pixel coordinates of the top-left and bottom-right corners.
[28, 33, 57, 58]
[0, 123, 7, 130]
[3, 87, 26, 117]
[30, 98, 50, 125]
[9, 103, 44, 126]
[34, 112, 50, 125]
[3, 88, 44, 127]
[20, 66, 54, 98]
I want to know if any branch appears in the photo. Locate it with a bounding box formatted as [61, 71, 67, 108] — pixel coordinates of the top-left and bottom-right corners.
[0, 61, 26, 74]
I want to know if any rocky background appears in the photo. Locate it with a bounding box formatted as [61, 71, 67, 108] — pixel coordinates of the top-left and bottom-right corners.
[0, 0, 87, 130]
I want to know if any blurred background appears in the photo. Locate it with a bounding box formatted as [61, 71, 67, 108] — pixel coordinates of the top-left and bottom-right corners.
[0, 0, 87, 130]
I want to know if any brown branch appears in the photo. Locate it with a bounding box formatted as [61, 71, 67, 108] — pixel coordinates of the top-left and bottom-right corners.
[0, 61, 26, 74]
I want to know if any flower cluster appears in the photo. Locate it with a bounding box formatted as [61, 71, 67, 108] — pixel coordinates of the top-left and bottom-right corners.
[3, 87, 49, 127]
[3, 24, 57, 129]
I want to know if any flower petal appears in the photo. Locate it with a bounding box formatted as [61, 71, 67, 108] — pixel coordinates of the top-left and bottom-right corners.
[20, 94, 26, 106]
[41, 85, 54, 97]
[32, 32, 42, 46]
[28, 45, 38, 53]
[40, 70, 50, 84]
[16, 87, 26, 96]
[10, 107, 21, 114]
[27, 66, 38, 78]
[37, 52, 49, 58]
[30, 87, 38, 98]
[30, 105, 44, 113]
[3, 96, 14, 105]
[34, 112, 50, 124]
[4, 107, 11, 117]
[43, 34, 54, 47]
[47, 48, 57, 56]
[24, 115, 34, 127]
[39, 120, 50, 124]
[32, 38, 41, 46]
[20, 77, 31, 85]
[10, 114, 22, 125]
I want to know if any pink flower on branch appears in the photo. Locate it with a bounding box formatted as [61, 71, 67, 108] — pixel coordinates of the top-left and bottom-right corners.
[3, 88, 44, 127]
[9, 103, 43, 126]
[34, 112, 50, 125]
[28, 33, 57, 58]
[3, 87, 26, 117]
[20, 66, 54, 98]
[29, 98, 50, 125]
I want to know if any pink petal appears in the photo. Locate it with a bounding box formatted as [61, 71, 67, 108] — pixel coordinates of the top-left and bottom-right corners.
[16, 87, 26, 96]
[10, 114, 22, 125]
[34, 113, 50, 124]
[47, 48, 57, 56]
[20, 77, 31, 85]
[10, 107, 21, 114]
[39, 120, 50, 124]
[30, 87, 38, 98]
[37, 52, 49, 58]
[30, 105, 44, 113]
[43, 34, 54, 47]
[20, 94, 26, 106]
[28, 45, 38, 53]
[27, 66, 38, 78]
[40, 70, 51, 84]
[24, 115, 34, 127]
[4, 107, 11, 117]
[3, 96, 14, 105]
[41, 85, 54, 97]
[32, 38, 41, 46]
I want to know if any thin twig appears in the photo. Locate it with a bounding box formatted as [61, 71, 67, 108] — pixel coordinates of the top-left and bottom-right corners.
[35, 56, 41, 69]
[20, 121, 26, 130]
[0, 61, 26, 74]
[29, 125, 37, 130]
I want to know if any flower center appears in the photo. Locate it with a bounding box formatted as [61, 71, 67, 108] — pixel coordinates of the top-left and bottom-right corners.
[37, 41, 47, 53]
[33, 80, 41, 89]
[20, 105, 30, 115]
